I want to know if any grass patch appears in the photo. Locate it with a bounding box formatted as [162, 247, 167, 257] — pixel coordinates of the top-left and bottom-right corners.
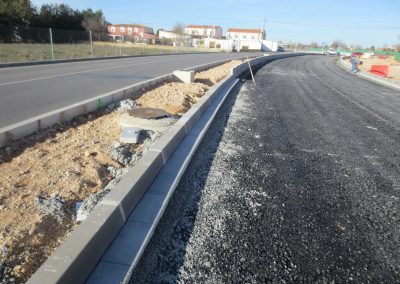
[0, 42, 223, 63]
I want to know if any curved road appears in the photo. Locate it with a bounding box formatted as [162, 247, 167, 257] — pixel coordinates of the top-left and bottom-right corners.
[130, 55, 400, 283]
[0, 52, 261, 128]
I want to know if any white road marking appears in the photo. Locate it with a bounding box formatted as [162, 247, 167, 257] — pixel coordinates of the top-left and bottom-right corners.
[366, 126, 378, 131]
[0, 58, 178, 86]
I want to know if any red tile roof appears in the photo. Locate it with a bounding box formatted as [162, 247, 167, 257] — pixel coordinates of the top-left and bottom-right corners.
[227, 28, 263, 33]
[108, 24, 153, 30]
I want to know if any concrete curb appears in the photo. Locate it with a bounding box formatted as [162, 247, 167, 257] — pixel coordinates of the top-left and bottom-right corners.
[27, 53, 305, 284]
[337, 58, 400, 91]
[0, 57, 242, 149]
[0, 51, 222, 69]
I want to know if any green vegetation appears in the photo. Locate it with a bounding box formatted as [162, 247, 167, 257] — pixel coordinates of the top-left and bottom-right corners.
[0, 0, 108, 43]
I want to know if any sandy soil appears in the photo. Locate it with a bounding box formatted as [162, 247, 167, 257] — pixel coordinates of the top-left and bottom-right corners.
[345, 56, 400, 80]
[137, 60, 242, 115]
[0, 60, 240, 283]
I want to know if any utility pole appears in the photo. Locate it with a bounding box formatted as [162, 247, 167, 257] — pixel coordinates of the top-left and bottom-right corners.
[263, 17, 266, 33]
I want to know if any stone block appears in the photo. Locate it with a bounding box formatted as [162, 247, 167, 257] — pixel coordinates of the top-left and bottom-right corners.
[173, 70, 195, 84]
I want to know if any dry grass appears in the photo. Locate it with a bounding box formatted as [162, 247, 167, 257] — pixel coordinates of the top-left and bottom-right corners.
[0, 42, 223, 64]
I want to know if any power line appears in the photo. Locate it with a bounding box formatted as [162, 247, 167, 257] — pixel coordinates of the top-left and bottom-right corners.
[264, 19, 400, 30]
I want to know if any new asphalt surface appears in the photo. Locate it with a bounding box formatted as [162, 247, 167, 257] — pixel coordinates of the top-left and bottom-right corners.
[0, 52, 261, 128]
[130, 55, 400, 283]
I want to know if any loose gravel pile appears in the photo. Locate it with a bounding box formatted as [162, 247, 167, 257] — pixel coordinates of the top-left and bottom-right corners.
[0, 60, 240, 283]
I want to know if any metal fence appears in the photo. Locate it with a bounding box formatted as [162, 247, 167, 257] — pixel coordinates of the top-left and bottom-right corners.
[0, 24, 211, 64]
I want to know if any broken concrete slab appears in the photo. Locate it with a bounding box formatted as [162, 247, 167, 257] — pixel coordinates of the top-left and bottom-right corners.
[120, 127, 141, 144]
[173, 70, 195, 84]
[119, 113, 177, 132]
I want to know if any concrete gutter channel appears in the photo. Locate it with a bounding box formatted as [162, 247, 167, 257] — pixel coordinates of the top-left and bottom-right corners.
[20, 53, 305, 284]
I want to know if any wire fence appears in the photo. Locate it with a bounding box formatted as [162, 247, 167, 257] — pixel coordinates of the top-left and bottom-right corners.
[0, 24, 214, 64]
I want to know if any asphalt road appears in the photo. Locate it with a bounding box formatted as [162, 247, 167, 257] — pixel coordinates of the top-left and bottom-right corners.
[130, 55, 400, 283]
[0, 52, 261, 128]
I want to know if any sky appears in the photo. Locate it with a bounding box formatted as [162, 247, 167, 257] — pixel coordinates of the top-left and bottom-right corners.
[31, 0, 400, 48]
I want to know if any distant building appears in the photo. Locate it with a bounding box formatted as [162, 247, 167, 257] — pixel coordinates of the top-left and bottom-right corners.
[158, 29, 192, 47]
[185, 25, 223, 39]
[158, 29, 179, 40]
[107, 24, 156, 42]
[226, 28, 266, 41]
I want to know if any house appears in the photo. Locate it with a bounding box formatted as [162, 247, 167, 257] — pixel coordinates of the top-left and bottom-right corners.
[225, 28, 266, 51]
[158, 29, 179, 40]
[107, 24, 156, 43]
[226, 28, 265, 41]
[158, 29, 192, 47]
[185, 25, 223, 39]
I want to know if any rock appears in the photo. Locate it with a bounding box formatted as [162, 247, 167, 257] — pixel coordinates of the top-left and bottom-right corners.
[108, 143, 133, 165]
[84, 150, 97, 157]
[117, 99, 136, 112]
[35, 195, 66, 223]
[120, 127, 141, 144]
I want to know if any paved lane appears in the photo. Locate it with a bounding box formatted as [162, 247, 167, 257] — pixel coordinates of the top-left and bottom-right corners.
[0, 52, 261, 127]
[130, 55, 400, 283]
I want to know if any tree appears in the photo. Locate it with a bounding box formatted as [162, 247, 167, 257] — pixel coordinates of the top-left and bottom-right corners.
[172, 22, 185, 35]
[331, 40, 347, 50]
[0, 0, 36, 42]
[0, 0, 35, 26]
[310, 41, 319, 48]
[81, 8, 108, 33]
[172, 22, 185, 46]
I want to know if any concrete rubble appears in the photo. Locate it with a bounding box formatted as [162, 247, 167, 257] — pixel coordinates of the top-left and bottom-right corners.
[35, 194, 67, 224]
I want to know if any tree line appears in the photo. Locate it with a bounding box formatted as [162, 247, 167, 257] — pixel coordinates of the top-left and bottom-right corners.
[0, 0, 109, 43]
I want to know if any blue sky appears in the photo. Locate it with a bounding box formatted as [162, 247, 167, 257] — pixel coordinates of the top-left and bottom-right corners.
[31, 0, 400, 47]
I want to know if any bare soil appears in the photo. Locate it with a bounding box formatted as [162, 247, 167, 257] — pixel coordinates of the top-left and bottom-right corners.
[0, 60, 240, 283]
[137, 60, 241, 115]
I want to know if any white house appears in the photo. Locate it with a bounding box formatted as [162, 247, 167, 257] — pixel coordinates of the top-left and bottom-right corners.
[226, 28, 265, 42]
[158, 29, 179, 40]
[185, 25, 223, 39]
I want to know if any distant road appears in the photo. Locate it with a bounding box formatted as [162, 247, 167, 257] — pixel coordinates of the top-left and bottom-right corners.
[0, 52, 262, 128]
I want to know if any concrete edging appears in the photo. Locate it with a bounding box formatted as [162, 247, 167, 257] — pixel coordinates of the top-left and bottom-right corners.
[337, 57, 400, 91]
[27, 53, 305, 284]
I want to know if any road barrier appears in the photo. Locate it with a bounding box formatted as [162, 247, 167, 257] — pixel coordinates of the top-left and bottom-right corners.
[369, 65, 389, 77]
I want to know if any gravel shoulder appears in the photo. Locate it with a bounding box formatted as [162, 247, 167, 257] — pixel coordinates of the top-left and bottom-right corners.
[131, 55, 400, 283]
